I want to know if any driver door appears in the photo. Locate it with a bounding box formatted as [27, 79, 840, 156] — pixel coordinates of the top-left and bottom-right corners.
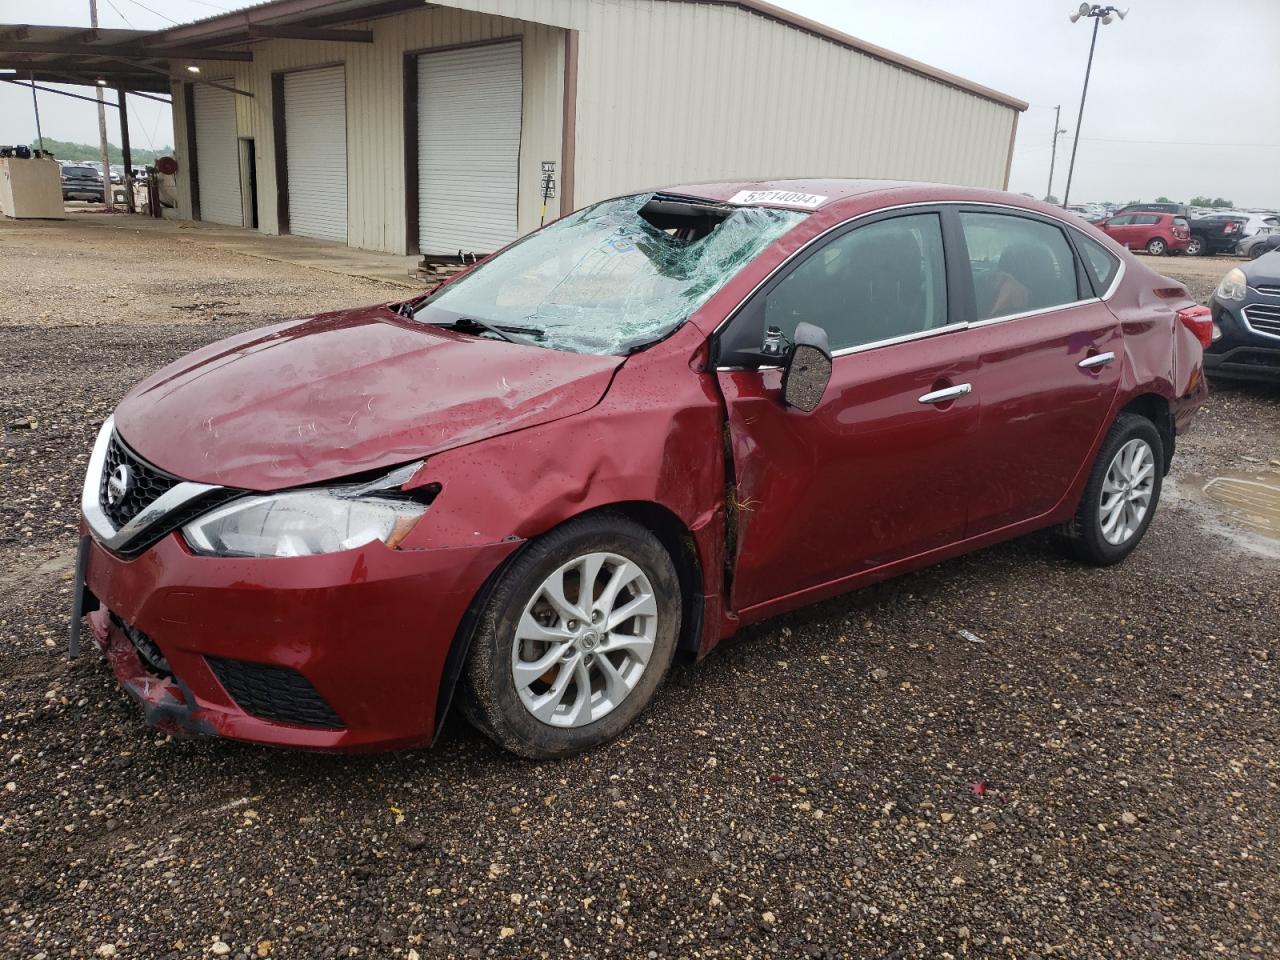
[715, 209, 980, 614]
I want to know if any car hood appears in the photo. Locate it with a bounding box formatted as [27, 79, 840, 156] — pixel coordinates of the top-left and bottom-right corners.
[1245, 249, 1280, 283]
[113, 306, 623, 491]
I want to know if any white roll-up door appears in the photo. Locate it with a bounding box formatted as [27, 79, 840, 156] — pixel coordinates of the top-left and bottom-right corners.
[284, 66, 347, 243]
[417, 42, 522, 256]
[192, 84, 242, 227]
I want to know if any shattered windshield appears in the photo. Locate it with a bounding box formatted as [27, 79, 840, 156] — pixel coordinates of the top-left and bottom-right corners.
[413, 193, 807, 355]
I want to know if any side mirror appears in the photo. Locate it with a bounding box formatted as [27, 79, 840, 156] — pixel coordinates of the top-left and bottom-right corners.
[782, 322, 832, 413]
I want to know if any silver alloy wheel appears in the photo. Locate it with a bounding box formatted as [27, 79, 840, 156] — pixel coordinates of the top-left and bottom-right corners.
[1099, 438, 1155, 545]
[511, 551, 658, 728]
[1148, 239, 1166, 255]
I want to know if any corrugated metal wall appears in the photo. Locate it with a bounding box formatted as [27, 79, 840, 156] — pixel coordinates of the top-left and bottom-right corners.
[168, 0, 1019, 254]
[568, 0, 1016, 204]
[171, 6, 564, 254]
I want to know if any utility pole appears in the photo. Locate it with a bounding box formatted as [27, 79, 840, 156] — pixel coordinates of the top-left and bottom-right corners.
[1062, 4, 1128, 208]
[28, 71, 45, 151]
[90, 0, 115, 211]
[1047, 105, 1067, 203]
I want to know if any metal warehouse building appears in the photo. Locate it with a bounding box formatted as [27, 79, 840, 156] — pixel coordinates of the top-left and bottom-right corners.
[18, 0, 1027, 256]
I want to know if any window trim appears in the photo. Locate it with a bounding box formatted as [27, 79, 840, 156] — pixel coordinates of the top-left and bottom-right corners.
[712, 200, 1126, 371]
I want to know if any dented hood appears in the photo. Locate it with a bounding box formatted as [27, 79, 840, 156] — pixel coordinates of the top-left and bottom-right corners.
[112, 306, 622, 490]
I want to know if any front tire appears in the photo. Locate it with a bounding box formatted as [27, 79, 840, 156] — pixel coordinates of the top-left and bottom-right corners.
[1063, 413, 1164, 566]
[461, 513, 681, 758]
[1146, 237, 1168, 256]
[1184, 236, 1204, 256]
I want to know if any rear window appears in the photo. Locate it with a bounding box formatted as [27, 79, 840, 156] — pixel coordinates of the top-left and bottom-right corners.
[1074, 233, 1121, 295]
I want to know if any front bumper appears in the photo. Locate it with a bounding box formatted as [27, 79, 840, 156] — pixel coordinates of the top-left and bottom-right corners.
[80, 529, 519, 750]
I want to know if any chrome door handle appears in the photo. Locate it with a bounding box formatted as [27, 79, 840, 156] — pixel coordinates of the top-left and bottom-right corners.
[1078, 351, 1116, 369]
[917, 383, 972, 405]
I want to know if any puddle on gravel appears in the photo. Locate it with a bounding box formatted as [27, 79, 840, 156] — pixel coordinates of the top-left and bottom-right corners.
[1168, 469, 1280, 559]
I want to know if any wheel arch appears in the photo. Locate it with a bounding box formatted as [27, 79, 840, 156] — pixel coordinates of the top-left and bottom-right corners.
[430, 500, 705, 743]
[1118, 392, 1175, 473]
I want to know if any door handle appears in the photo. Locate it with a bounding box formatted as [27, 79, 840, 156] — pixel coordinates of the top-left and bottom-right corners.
[1078, 351, 1116, 369]
[917, 383, 972, 405]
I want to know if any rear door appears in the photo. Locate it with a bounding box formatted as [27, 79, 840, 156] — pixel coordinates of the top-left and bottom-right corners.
[955, 209, 1123, 533]
[1102, 214, 1134, 248]
[716, 209, 980, 612]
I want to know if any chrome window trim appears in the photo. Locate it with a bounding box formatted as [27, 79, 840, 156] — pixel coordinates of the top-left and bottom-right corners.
[712, 199, 1126, 371]
[82, 416, 222, 553]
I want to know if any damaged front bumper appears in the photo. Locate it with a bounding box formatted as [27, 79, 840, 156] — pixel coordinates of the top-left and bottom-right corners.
[72, 528, 520, 751]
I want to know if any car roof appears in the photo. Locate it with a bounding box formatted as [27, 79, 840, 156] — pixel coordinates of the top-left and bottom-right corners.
[655, 178, 1058, 215]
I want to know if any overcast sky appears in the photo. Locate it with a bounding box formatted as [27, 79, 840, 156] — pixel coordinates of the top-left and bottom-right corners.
[3, 0, 1278, 207]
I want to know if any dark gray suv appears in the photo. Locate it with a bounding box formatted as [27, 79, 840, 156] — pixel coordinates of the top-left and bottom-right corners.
[1207, 254, 1280, 382]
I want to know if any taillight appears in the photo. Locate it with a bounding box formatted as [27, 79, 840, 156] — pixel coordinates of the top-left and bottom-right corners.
[1177, 305, 1213, 349]
[1225, 223, 1238, 234]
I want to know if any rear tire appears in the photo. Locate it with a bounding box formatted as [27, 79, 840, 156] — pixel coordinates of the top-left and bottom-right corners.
[1146, 237, 1168, 256]
[1184, 236, 1204, 256]
[460, 513, 681, 759]
[1063, 413, 1164, 566]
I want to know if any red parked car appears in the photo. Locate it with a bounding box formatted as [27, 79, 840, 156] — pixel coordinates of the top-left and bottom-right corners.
[73, 180, 1210, 757]
[1098, 211, 1191, 256]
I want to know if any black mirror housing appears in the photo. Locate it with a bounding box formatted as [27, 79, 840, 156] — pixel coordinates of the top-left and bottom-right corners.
[782, 322, 832, 413]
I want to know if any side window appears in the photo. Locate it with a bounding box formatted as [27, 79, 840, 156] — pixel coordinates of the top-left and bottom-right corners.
[1074, 232, 1121, 294]
[1134, 214, 1160, 225]
[762, 213, 948, 351]
[1108, 215, 1132, 226]
[959, 212, 1081, 321]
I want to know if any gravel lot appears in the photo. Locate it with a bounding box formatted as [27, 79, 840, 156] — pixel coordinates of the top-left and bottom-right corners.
[2, 221, 1277, 959]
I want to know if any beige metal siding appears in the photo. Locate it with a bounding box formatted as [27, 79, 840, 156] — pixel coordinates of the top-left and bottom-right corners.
[176, 6, 564, 254]
[568, 0, 1017, 205]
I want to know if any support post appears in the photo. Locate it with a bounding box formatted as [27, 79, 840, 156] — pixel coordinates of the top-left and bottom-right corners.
[117, 87, 134, 213]
[28, 70, 44, 150]
[89, 0, 114, 211]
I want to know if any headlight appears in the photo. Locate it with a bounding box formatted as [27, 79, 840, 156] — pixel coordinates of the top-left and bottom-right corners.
[183, 490, 427, 558]
[1215, 267, 1248, 301]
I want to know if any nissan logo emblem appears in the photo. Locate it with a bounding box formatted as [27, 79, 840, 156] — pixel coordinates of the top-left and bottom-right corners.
[106, 464, 133, 505]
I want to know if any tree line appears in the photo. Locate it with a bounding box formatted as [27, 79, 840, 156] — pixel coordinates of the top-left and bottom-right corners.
[34, 138, 174, 165]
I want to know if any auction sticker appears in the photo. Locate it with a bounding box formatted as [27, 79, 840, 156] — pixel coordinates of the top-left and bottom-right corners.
[728, 190, 827, 209]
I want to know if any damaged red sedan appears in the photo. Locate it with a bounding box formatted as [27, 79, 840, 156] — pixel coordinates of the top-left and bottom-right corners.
[73, 180, 1209, 757]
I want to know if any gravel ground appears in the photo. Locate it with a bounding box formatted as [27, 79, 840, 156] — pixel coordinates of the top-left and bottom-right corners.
[2, 221, 1277, 960]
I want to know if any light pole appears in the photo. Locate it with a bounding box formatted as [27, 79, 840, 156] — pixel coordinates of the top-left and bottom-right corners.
[1061, 3, 1127, 208]
[1047, 104, 1068, 202]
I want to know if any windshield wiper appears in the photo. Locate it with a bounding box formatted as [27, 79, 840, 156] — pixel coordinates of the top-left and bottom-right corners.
[439, 316, 544, 344]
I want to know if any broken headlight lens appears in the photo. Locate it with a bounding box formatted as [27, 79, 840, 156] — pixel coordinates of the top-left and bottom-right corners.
[182, 491, 426, 558]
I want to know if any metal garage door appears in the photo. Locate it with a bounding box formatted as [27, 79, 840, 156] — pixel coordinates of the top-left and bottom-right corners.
[284, 66, 347, 243]
[193, 85, 242, 227]
[417, 42, 522, 256]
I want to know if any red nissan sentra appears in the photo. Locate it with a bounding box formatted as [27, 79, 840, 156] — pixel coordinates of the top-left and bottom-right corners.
[73, 180, 1210, 757]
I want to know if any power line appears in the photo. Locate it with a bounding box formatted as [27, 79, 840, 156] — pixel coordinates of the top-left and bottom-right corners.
[122, 0, 179, 24]
[103, 0, 134, 27]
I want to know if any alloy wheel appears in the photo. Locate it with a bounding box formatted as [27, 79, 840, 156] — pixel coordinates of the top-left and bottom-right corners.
[511, 551, 658, 728]
[1099, 438, 1155, 545]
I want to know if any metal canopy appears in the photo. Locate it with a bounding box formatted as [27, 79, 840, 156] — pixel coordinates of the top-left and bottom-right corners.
[0, 2, 427, 93]
[0, 24, 246, 92]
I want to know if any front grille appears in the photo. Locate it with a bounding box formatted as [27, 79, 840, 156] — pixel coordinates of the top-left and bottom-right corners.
[1243, 303, 1280, 339]
[99, 432, 179, 529]
[206, 657, 344, 729]
[1256, 285, 1280, 298]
